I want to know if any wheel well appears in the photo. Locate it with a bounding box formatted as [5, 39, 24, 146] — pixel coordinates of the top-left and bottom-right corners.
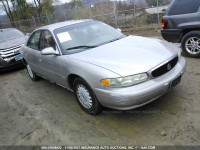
[181, 28, 200, 41]
[22, 58, 27, 65]
[67, 74, 81, 90]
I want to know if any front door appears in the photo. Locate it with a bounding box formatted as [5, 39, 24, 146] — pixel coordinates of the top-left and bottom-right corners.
[38, 30, 66, 85]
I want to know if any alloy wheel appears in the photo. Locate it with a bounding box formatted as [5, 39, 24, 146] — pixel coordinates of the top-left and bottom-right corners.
[185, 37, 200, 55]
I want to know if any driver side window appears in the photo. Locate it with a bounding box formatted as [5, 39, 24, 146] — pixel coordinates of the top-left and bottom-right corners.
[40, 30, 56, 51]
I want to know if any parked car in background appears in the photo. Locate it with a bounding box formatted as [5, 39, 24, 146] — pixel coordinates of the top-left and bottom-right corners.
[22, 20, 186, 114]
[0, 28, 28, 71]
[161, 0, 200, 58]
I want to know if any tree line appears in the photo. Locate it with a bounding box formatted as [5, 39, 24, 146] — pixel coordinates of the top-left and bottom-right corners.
[0, 0, 55, 24]
[0, 0, 171, 25]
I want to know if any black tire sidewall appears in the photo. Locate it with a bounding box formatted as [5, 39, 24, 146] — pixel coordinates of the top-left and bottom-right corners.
[181, 31, 200, 58]
[73, 78, 102, 114]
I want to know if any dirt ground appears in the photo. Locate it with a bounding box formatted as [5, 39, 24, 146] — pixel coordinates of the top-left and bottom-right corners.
[122, 25, 162, 38]
[0, 29, 200, 148]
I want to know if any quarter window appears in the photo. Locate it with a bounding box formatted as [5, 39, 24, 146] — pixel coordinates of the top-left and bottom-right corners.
[40, 30, 56, 50]
[169, 0, 200, 16]
[27, 31, 41, 50]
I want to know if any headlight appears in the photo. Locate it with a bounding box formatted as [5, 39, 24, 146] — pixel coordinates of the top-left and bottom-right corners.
[19, 44, 25, 54]
[101, 73, 149, 87]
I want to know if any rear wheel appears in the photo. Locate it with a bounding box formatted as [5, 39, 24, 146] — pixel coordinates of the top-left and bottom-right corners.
[181, 31, 200, 58]
[73, 78, 102, 114]
[26, 64, 38, 81]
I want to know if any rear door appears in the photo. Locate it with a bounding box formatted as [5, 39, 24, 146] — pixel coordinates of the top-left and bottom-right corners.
[166, 0, 200, 29]
[24, 30, 41, 73]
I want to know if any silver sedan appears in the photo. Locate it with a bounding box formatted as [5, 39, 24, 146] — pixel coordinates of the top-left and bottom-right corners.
[22, 20, 187, 114]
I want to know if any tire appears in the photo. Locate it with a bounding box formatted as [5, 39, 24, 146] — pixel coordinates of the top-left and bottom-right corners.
[73, 78, 102, 114]
[26, 64, 38, 81]
[181, 31, 200, 58]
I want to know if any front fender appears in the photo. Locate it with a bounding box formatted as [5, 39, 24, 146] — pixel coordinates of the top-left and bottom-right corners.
[60, 57, 121, 90]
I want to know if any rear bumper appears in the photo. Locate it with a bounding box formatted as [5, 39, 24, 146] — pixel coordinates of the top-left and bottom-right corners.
[0, 57, 24, 71]
[94, 57, 187, 110]
[161, 29, 182, 43]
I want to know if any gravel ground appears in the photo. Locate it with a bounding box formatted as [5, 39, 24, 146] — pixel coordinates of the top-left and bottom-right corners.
[0, 30, 200, 147]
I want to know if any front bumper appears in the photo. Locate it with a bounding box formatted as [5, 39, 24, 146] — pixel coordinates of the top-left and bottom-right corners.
[0, 57, 24, 71]
[94, 57, 187, 110]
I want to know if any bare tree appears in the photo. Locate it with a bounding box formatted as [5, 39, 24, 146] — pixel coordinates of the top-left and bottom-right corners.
[10, 0, 19, 19]
[33, 0, 42, 17]
[0, 0, 15, 24]
[16, 0, 28, 19]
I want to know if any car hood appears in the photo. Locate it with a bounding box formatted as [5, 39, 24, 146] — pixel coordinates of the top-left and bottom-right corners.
[0, 36, 28, 50]
[69, 36, 178, 76]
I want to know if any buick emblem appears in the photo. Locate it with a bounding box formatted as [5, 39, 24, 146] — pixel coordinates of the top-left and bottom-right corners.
[167, 63, 172, 71]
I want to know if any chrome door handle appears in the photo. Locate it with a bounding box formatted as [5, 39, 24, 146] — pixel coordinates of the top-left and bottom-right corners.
[39, 58, 42, 62]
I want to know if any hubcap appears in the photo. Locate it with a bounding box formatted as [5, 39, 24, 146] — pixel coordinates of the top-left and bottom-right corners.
[185, 37, 200, 55]
[77, 84, 92, 109]
[27, 64, 34, 78]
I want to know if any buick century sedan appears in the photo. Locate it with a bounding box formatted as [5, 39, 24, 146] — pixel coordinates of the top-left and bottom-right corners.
[22, 20, 186, 114]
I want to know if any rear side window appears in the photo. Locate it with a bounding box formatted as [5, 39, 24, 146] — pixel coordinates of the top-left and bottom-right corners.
[169, 0, 200, 15]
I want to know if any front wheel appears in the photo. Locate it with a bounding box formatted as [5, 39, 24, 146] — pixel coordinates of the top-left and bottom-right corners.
[73, 78, 102, 114]
[26, 64, 38, 81]
[181, 31, 200, 58]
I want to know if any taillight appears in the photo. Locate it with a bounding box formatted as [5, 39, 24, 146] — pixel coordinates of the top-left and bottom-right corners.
[162, 19, 168, 29]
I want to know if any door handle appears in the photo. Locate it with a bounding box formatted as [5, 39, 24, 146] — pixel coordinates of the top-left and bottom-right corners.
[39, 58, 42, 62]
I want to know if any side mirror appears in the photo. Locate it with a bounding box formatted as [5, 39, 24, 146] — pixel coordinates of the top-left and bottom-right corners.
[41, 47, 59, 55]
[117, 28, 122, 32]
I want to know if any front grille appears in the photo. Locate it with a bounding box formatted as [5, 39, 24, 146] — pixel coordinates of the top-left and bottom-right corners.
[151, 56, 178, 78]
[0, 45, 22, 63]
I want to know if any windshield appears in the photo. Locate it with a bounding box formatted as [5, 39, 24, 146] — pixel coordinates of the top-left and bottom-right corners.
[0, 29, 24, 42]
[54, 21, 125, 54]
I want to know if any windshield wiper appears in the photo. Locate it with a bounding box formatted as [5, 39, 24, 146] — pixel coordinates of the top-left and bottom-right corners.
[107, 36, 125, 44]
[66, 45, 97, 51]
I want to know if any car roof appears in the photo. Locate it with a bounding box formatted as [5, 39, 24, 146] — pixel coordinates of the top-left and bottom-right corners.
[36, 19, 93, 32]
